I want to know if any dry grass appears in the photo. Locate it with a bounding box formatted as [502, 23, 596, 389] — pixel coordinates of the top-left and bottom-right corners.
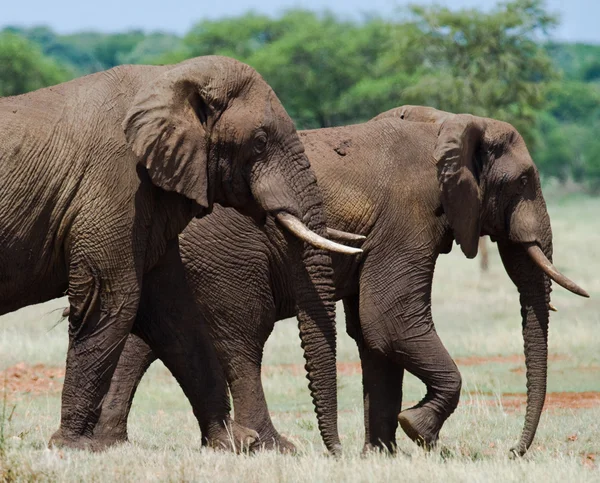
[0, 194, 598, 481]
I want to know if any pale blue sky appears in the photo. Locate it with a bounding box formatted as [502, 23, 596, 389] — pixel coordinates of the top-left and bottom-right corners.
[2, 0, 598, 43]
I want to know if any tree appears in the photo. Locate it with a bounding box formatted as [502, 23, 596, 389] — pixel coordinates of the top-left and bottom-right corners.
[169, 10, 390, 128]
[91, 31, 146, 68]
[247, 11, 387, 128]
[184, 12, 275, 60]
[0, 32, 69, 96]
[118, 33, 183, 65]
[381, 0, 559, 146]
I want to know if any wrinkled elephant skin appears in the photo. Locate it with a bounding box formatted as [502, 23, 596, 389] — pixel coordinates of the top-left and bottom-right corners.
[0, 56, 361, 453]
[94, 107, 587, 455]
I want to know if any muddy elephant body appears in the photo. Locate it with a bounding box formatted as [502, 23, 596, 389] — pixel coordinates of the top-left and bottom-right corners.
[95, 107, 587, 455]
[0, 56, 360, 453]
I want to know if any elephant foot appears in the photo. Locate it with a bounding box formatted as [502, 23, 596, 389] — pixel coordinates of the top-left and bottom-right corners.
[204, 417, 258, 453]
[252, 433, 297, 455]
[48, 429, 95, 451]
[398, 407, 441, 450]
[361, 441, 396, 456]
[91, 427, 129, 450]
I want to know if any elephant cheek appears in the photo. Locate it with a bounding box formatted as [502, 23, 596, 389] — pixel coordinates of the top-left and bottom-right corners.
[250, 166, 302, 217]
[508, 201, 541, 245]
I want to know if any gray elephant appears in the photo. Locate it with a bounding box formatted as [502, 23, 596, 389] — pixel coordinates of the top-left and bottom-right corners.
[91, 106, 587, 456]
[0, 55, 360, 452]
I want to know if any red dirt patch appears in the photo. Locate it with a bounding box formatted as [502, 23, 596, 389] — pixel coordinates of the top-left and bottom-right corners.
[264, 354, 571, 376]
[0, 363, 64, 397]
[337, 362, 362, 376]
[582, 453, 597, 469]
[456, 353, 568, 366]
[467, 391, 600, 412]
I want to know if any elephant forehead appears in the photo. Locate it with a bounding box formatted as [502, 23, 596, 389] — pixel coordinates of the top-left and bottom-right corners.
[223, 92, 293, 138]
[221, 102, 264, 134]
[264, 90, 296, 135]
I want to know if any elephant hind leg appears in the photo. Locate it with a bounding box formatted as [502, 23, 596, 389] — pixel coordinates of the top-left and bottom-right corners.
[229, 370, 297, 454]
[93, 333, 157, 448]
[213, 302, 295, 453]
[133, 240, 258, 452]
[226, 344, 297, 454]
[50, 254, 141, 450]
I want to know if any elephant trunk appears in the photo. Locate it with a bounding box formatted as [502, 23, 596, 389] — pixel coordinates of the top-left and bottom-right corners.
[250, 145, 344, 454]
[498, 240, 552, 457]
[290, 160, 341, 456]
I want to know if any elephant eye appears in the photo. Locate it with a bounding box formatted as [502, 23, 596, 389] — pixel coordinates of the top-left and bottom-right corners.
[520, 175, 528, 187]
[253, 133, 268, 154]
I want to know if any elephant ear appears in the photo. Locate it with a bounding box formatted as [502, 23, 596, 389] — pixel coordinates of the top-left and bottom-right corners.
[435, 115, 486, 259]
[123, 60, 233, 208]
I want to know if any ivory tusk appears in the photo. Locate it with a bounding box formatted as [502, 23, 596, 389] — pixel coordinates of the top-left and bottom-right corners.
[326, 228, 366, 242]
[549, 303, 558, 312]
[525, 243, 589, 298]
[275, 212, 363, 255]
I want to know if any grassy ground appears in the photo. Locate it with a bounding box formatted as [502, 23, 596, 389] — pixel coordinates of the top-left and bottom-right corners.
[0, 195, 598, 481]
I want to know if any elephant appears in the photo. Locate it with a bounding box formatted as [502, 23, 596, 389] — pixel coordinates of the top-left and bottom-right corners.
[0, 55, 361, 453]
[89, 105, 588, 456]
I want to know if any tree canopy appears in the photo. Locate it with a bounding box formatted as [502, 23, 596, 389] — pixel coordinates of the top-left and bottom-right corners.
[0, 31, 68, 96]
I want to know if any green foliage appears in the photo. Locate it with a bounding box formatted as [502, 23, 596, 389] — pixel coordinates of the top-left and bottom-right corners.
[382, 0, 559, 146]
[119, 33, 183, 65]
[247, 12, 389, 127]
[0, 32, 69, 96]
[176, 10, 392, 128]
[546, 41, 600, 80]
[184, 12, 276, 59]
[3, 26, 182, 74]
[1, 1, 600, 191]
[536, 41, 600, 190]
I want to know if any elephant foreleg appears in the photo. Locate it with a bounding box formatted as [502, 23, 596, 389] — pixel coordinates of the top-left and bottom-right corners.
[343, 296, 404, 454]
[394, 327, 462, 449]
[93, 333, 157, 447]
[228, 353, 297, 454]
[359, 255, 462, 450]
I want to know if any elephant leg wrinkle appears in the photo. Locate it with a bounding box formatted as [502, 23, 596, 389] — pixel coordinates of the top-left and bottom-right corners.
[49, 256, 141, 449]
[396, 333, 462, 449]
[344, 296, 404, 454]
[93, 333, 157, 447]
[358, 254, 462, 449]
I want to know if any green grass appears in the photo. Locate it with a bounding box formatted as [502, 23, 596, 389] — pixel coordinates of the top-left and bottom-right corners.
[0, 195, 599, 481]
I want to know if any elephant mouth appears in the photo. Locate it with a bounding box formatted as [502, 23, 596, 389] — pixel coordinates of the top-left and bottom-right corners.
[523, 242, 589, 298]
[274, 212, 364, 255]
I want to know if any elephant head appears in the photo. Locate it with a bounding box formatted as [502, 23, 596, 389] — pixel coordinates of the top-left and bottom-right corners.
[379, 105, 589, 456]
[123, 56, 359, 454]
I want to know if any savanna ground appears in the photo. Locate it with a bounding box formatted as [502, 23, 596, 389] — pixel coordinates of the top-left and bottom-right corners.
[0, 192, 598, 482]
